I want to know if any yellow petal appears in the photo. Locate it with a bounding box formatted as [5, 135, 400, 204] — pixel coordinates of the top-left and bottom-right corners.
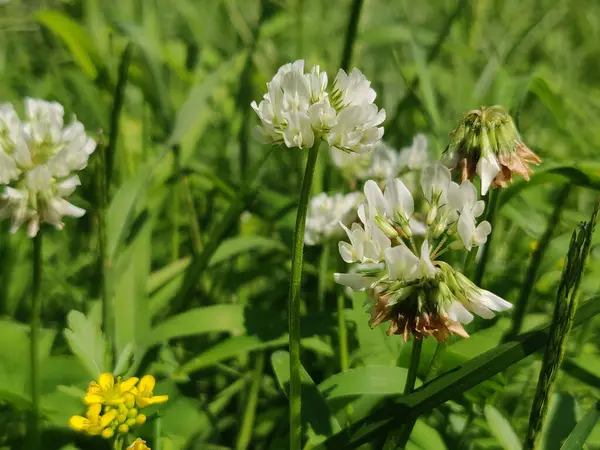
[138, 375, 155, 394]
[148, 395, 169, 405]
[86, 403, 102, 417]
[69, 415, 90, 431]
[98, 373, 115, 390]
[135, 396, 151, 409]
[100, 409, 118, 428]
[119, 376, 139, 393]
[83, 394, 106, 405]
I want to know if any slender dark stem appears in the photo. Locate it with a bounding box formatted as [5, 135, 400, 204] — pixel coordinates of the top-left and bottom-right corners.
[97, 138, 114, 363]
[503, 184, 571, 341]
[289, 142, 320, 450]
[339, 0, 364, 71]
[473, 188, 500, 286]
[29, 231, 42, 449]
[106, 42, 133, 188]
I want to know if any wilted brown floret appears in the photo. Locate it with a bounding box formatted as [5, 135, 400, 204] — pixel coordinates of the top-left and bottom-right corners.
[369, 293, 468, 342]
[493, 142, 542, 188]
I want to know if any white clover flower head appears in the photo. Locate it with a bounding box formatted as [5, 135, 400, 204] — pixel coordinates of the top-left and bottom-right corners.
[334, 167, 511, 341]
[399, 134, 430, 170]
[252, 61, 385, 153]
[0, 98, 95, 237]
[330, 140, 400, 183]
[304, 191, 363, 246]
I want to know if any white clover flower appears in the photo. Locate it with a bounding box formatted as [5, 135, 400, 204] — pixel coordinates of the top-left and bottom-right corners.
[252, 61, 385, 152]
[304, 191, 363, 245]
[327, 104, 385, 154]
[398, 134, 430, 170]
[330, 140, 400, 182]
[334, 166, 511, 341]
[0, 98, 96, 237]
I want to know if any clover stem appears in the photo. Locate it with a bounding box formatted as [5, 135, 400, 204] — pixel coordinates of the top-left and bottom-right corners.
[29, 230, 42, 449]
[288, 140, 321, 450]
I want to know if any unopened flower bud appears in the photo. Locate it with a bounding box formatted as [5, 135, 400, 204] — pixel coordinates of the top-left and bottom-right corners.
[375, 215, 398, 238]
[101, 428, 114, 439]
[118, 423, 129, 434]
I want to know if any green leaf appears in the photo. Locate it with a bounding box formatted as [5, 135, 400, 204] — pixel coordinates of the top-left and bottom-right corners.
[148, 305, 245, 345]
[36, 10, 101, 79]
[316, 296, 600, 449]
[113, 219, 152, 354]
[107, 152, 164, 260]
[318, 366, 413, 399]
[484, 405, 522, 450]
[408, 419, 447, 450]
[63, 310, 107, 378]
[540, 393, 577, 450]
[180, 335, 332, 374]
[271, 350, 341, 447]
[209, 236, 287, 267]
[560, 401, 600, 450]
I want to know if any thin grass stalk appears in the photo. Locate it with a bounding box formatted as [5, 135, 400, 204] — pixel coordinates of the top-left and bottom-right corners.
[29, 231, 42, 449]
[236, 352, 266, 450]
[106, 41, 132, 188]
[96, 136, 114, 364]
[523, 200, 599, 450]
[289, 141, 320, 450]
[504, 184, 571, 341]
[388, 0, 468, 142]
[170, 147, 273, 313]
[473, 187, 500, 285]
[337, 292, 349, 373]
[317, 243, 330, 311]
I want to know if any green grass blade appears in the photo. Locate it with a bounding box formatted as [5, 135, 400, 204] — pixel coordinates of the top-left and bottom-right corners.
[560, 401, 600, 450]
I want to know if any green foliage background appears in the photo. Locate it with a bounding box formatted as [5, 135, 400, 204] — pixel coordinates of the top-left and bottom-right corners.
[1, 0, 600, 449]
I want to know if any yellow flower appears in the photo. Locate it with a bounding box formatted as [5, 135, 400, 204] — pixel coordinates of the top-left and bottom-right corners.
[69, 403, 118, 436]
[84, 373, 139, 406]
[133, 375, 169, 409]
[128, 438, 151, 450]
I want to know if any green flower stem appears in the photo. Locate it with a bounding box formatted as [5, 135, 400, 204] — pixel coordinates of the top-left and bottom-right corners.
[395, 339, 443, 448]
[154, 415, 162, 450]
[236, 352, 266, 450]
[289, 141, 321, 450]
[474, 187, 500, 285]
[524, 200, 599, 450]
[405, 339, 423, 394]
[29, 231, 42, 449]
[317, 243, 331, 311]
[337, 292, 349, 372]
[504, 184, 570, 341]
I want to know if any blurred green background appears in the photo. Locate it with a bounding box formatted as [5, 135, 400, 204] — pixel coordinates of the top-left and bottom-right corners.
[2, 0, 600, 449]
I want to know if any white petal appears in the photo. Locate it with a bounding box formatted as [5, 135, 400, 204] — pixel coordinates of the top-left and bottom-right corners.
[472, 200, 485, 218]
[418, 240, 436, 278]
[476, 154, 500, 196]
[447, 301, 474, 324]
[421, 164, 451, 203]
[408, 218, 427, 236]
[384, 245, 418, 281]
[384, 178, 414, 221]
[467, 301, 495, 319]
[480, 290, 512, 312]
[339, 241, 356, 263]
[457, 206, 476, 250]
[334, 273, 376, 291]
[364, 180, 387, 214]
[474, 221, 492, 246]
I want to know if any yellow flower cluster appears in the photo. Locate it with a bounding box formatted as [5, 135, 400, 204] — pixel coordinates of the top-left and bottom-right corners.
[69, 373, 168, 439]
[128, 438, 151, 450]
